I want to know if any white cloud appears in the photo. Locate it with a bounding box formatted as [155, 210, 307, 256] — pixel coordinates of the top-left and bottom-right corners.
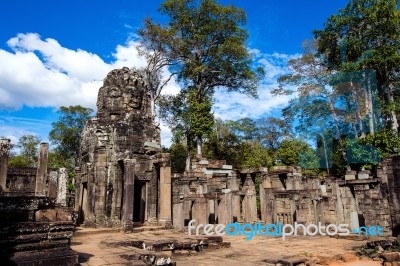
[212, 52, 298, 121]
[0, 34, 298, 147]
[213, 85, 290, 120]
[0, 33, 178, 146]
[0, 33, 158, 110]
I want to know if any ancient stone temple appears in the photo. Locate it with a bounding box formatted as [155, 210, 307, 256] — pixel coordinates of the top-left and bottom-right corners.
[0, 139, 77, 265]
[173, 155, 400, 237]
[75, 67, 171, 230]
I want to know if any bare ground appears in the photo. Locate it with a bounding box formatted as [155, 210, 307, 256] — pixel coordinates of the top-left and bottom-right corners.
[71, 228, 383, 266]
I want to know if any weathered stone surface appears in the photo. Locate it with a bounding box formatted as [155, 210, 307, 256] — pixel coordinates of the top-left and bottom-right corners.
[76, 67, 171, 227]
[382, 252, 400, 262]
[0, 138, 11, 192]
[35, 143, 49, 197]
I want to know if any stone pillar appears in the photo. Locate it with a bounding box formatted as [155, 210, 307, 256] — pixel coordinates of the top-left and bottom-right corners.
[56, 168, 67, 206]
[122, 159, 135, 231]
[159, 162, 172, 226]
[264, 189, 275, 224]
[94, 149, 107, 225]
[0, 138, 11, 192]
[218, 190, 232, 225]
[172, 178, 184, 229]
[48, 170, 58, 199]
[242, 175, 257, 223]
[193, 198, 208, 226]
[260, 183, 266, 222]
[35, 143, 49, 196]
[228, 173, 241, 223]
[86, 163, 96, 223]
[74, 167, 82, 213]
[147, 165, 158, 224]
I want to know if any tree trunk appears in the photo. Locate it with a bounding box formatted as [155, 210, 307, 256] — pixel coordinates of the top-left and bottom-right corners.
[196, 135, 202, 156]
[321, 135, 330, 174]
[389, 92, 399, 133]
[327, 96, 343, 143]
[150, 93, 155, 118]
[185, 143, 191, 173]
[366, 72, 375, 134]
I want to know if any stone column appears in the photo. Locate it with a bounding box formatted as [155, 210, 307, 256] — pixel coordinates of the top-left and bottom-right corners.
[0, 138, 11, 192]
[264, 189, 275, 224]
[242, 175, 257, 223]
[94, 149, 107, 225]
[35, 143, 49, 196]
[48, 170, 58, 199]
[74, 167, 82, 213]
[193, 198, 208, 225]
[56, 168, 67, 206]
[172, 178, 184, 229]
[159, 162, 172, 226]
[122, 159, 135, 231]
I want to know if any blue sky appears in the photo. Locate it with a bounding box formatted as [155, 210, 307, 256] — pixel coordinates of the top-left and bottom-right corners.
[0, 0, 349, 147]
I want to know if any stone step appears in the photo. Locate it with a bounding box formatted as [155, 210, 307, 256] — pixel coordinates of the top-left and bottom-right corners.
[72, 227, 121, 237]
[73, 225, 165, 237]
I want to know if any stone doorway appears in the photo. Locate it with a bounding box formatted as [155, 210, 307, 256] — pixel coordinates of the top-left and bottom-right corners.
[133, 181, 147, 223]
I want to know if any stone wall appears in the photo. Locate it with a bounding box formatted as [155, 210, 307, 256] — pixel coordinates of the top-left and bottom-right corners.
[382, 156, 400, 236]
[75, 67, 172, 230]
[172, 156, 400, 236]
[0, 140, 77, 265]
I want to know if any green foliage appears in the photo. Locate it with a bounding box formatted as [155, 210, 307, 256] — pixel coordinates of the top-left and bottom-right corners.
[203, 118, 279, 169]
[187, 90, 214, 139]
[298, 149, 321, 175]
[358, 129, 400, 158]
[313, 0, 400, 130]
[169, 143, 187, 173]
[276, 139, 312, 166]
[49, 105, 93, 164]
[49, 105, 92, 192]
[238, 141, 273, 169]
[8, 135, 41, 167]
[298, 149, 320, 169]
[8, 155, 33, 168]
[141, 0, 264, 159]
[151, 0, 264, 97]
[345, 138, 381, 164]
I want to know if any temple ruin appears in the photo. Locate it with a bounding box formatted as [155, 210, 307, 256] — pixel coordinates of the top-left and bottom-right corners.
[0, 139, 77, 265]
[73, 67, 400, 238]
[75, 67, 172, 230]
[172, 155, 400, 237]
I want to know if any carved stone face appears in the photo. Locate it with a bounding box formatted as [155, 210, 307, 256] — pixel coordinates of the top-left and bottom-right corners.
[124, 88, 143, 110]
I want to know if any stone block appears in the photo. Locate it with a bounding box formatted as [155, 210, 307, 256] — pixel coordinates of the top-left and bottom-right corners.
[382, 252, 400, 262]
[358, 173, 371, 180]
[345, 174, 356, 180]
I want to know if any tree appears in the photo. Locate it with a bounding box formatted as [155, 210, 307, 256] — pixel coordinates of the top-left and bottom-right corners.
[49, 105, 93, 165]
[139, 0, 264, 156]
[238, 141, 273, 169]
[276, 139, 313, 166]
[255, 117, 291, 151]
[313, 0, 400, 133]
[8, 135, 41, 167]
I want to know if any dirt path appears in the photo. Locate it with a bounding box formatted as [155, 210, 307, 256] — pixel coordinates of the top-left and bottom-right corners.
[71, 228, 383, 265]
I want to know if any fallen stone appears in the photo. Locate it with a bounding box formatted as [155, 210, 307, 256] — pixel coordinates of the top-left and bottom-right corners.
[341, 251, 358, 262]
[381, 252, 400, 262]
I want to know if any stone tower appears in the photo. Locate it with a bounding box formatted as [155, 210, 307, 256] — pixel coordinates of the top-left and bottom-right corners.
[75, 67, 171, 230]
